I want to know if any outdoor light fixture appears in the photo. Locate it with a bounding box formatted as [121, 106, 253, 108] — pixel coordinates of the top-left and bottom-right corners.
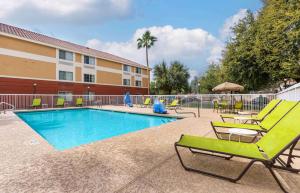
[33, 83, 37, 94]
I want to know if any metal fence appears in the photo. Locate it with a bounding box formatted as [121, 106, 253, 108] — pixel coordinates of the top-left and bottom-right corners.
[276, 82, 300, 101]
[0, 94, 276, 112]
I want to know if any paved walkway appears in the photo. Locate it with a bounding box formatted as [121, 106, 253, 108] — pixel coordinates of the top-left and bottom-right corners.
[0, 106, 299, 192]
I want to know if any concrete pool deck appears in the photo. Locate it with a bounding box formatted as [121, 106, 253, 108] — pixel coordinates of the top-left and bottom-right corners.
[0, 106, 299, 193]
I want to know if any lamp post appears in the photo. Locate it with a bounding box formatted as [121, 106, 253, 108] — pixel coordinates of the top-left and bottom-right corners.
[33, 83, 37, 94]
[197, 82, 200, 94]
[87, 86, 90, 105]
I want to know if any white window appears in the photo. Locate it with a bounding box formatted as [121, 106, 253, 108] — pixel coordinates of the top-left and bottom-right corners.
[59, 71, 73, 81]
[135, 80, 142, 87]
[84, 55, 95, 65]
[59, 50, 73, 61]
[123, 79, 131, 86]
[58, 91, 73, 102]
[135, 67, 142, 74]
[84, 91, 95, 101]
[84, 74, 95, 83]
[123, 65, 130, 72]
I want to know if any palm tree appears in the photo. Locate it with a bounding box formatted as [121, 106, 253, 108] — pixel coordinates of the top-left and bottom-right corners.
[137, 30, 157, 94]
[153, 61, 172, 94]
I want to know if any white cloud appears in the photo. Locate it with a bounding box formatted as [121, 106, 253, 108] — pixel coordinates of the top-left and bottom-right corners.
[0, 0, 132, 24]
[220, 9, 248, 40]
[86, 25, 223, 78]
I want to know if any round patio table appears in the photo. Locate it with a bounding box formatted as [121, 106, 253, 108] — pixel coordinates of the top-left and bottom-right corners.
[228, 128, 258, 142]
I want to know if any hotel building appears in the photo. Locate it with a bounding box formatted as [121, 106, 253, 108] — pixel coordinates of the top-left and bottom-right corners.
[0, 23, 149, 95]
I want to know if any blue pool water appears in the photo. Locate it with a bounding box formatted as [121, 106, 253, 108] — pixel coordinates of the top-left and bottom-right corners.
[17, 109, 176, 150]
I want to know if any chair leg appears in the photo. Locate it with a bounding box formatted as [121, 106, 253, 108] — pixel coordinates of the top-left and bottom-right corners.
[176, 145, 290, 192]
[266, 164, 289, 193]
[175, 144, 256, 182]
[273, 142, 300, 173]
[221, 116, 225, 122]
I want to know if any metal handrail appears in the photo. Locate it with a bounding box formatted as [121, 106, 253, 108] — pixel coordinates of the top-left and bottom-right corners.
[174, 108, 197, 118]
[0, 102, 15, 113]
[173, 97, 201, 118]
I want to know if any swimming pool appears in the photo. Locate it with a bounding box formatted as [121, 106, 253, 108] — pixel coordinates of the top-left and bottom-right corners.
[16, 109, 177, 150]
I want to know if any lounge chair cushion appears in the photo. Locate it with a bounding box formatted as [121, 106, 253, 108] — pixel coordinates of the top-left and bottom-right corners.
[76, 98, 83, 105]
[257, 103, 300, 159]
[167, 99, 179, 107]
[56, 98, 65, 106]
[32, 98, 41, 107]
[220, 99, 281, 121]
[177, 135, 266, 160]
[144, 98, 151, 105]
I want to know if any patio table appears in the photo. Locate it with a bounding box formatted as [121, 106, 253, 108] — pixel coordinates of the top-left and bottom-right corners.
[228, 128, 258, 142]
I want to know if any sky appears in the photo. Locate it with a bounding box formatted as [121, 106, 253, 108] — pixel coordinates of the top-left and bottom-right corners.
[0, 0, 262, 78]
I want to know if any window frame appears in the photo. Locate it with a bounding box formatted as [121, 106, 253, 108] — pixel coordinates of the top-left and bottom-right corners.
[83, 55, 95, 65]
[83, 74, 95, 83]
[59, 49, 73, 61]
[135, 80, 142, 87]
[59, 71, 73, 81]
[123, 78, 131, 86]
[123, 65, 131, 72]
[135, 67, 142, 74]
[58, 91, 73, 102]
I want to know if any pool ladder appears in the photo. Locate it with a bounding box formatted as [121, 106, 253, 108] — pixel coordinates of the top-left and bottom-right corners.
[0, 102, 15, 114]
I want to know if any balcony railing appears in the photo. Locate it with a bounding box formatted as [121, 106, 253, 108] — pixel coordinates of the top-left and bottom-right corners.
[0, 94, 276, 111]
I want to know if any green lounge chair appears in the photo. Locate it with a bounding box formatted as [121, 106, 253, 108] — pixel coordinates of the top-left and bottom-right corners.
[213, 100, 220, 113]
[220, 99, 281, 123]
[141, 98, 151, 107]
[175, 102, 300, 192]
[76, 98, 83, 106]
[211, 101, 298, 140]
[31, 98, 41, 108]
[219, 100, 228, 113]
[233, 101, 243, 113]
[167, 99, 179, 109]
[56, 98, 65, 107]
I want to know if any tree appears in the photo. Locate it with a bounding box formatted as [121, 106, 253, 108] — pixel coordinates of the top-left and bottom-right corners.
[137, 31, 157, 94]
[190, 76, 200, 94]
[153, 61, 190, 94]
[153, 61, 172, 94]
[220, 1, 300, 91]
[169, 61, 190, 93]
[198, 64, 224, 94]
[254, 0, 300, 83]
[222, 11, 270, 91]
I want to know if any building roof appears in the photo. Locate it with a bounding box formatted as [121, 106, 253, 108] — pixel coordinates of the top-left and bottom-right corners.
[0, 23, 146, 69]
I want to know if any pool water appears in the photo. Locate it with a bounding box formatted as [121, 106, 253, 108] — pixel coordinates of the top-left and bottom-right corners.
[17, 109, 176, 150]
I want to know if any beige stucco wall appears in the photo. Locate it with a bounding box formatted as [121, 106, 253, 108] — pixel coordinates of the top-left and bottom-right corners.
[131, 76, 135, 87]
[75, 67, 82, 81]
[97, 58, 122, 70]
[0, 35, 56, 58]
[142, 69, 149, 75]
[97, 71, 122, 85]
[75, 53, 82, 63]
[0, 35, 150, 87]
[0, 55, 56, 79]
[142, 77, 149, 88]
